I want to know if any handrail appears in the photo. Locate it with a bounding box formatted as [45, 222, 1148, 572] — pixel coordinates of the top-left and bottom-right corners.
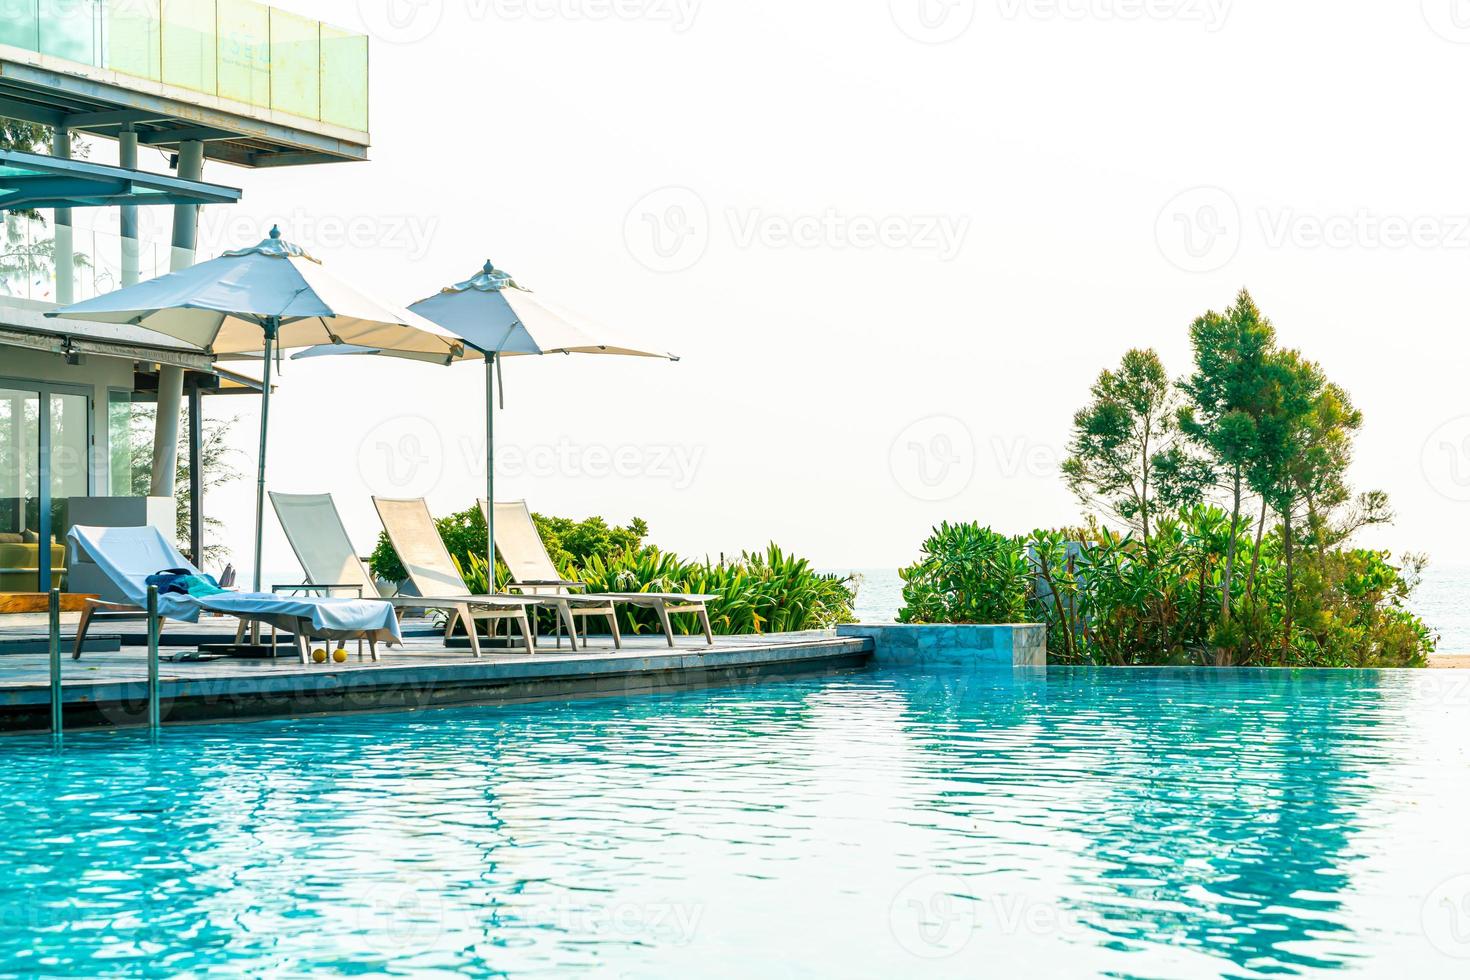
[47, 588, 61, 735]
[146, 585, 160, 729]
[46, 585, 161, 735]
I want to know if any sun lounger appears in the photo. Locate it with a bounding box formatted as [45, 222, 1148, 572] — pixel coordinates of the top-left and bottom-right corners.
[484, 499, 716, 648]
[371, 497, 541, 655]
[270, 491, 385, 601]
[67, 524, 402, 664]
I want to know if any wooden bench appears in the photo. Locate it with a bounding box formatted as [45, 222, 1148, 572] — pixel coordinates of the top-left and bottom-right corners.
[0, 593, 98, 615]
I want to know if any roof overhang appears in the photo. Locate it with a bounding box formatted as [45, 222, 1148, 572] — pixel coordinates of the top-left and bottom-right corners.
[0, 149, 242, 211]
[0, 50, 369, 168]
[0, 301, 212, 372]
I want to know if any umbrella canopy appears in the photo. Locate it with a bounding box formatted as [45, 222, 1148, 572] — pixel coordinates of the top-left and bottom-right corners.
[50, 228, 475, 595]
[407, 262, 677, 359]
[294, 260, 678, 586]
[50, 227, 470, 361]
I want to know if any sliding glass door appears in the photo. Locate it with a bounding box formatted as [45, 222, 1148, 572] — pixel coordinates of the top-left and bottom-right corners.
[0, 388, 40, 592]
[0, 382, 90, 592]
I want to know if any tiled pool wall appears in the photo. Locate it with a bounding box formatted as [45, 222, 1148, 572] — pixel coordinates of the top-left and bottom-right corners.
[837, 624, 1046, 668]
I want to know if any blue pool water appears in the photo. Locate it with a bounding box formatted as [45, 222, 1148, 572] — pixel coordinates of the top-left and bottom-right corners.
[4, 665, 1470, 977]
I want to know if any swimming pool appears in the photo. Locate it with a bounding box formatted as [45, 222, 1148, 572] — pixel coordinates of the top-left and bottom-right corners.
[3, 664, 1469, 977]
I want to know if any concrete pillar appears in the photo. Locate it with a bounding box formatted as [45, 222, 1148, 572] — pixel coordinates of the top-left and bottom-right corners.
[169, 140, 204, 271]
[150, 141, 205, 497]
[51, 127, 72, 305]
[118, 127, 139, 287]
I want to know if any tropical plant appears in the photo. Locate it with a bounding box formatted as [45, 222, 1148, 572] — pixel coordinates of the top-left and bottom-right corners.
[579, 544, 856, 636]
[896, 522, 1029, 625]
[367, 505, 647, 587]
[373, 504, 855, 636]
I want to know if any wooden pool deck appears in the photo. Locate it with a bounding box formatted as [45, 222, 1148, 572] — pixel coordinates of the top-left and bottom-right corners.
[0, 616, 874, 732]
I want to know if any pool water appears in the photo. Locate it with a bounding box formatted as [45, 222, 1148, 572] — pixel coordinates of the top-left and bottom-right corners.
[5, 665, 1470, 977]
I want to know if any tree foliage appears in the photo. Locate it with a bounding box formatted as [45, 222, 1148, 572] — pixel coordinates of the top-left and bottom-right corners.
[127, 408, 244, 569]
[1063, 348, 1205, 542]
[904, 288, 1436, 668]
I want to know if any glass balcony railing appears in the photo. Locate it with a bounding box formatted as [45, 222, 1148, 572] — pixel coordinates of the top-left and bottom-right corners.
[0, 0, 368, 133]
[0, 214, 174, 305]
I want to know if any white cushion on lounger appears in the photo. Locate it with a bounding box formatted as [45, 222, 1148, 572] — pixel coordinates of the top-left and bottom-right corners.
[67, 525, 402, 641]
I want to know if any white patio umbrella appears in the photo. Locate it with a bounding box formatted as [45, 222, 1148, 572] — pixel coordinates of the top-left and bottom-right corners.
[49, 227, 472, 591]
[295, 260, 677, 579]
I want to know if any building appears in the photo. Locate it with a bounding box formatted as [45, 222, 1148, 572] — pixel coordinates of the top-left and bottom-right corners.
[0, 0, 368, 595]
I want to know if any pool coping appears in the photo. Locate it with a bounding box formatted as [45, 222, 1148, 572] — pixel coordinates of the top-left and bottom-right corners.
[839, 623, 1047, 667]
[0, 634, 875, 732]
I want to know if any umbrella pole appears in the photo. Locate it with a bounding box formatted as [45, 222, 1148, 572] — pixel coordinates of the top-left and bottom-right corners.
[485, 353, 495, 591]
[253, 317, 279, 596]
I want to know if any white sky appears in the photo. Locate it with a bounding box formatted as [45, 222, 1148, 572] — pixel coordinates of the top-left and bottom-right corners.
[75, 0, 1470, 578]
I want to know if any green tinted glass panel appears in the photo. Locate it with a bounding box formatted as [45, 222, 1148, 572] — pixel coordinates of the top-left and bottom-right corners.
[0, 0, 39, 52]
[104, 0, 160, 81]
[40, 0, 98, 64]
[107, 390, 147, 497]
[0, 387, 40, 591]
[319, 25, 366, 131]
[269, 9, 318, 120]
[217, 0, 269, 108]
[161, 0, 216, 95]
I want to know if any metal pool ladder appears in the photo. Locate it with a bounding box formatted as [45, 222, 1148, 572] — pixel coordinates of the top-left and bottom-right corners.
[48, 586, 162, 737]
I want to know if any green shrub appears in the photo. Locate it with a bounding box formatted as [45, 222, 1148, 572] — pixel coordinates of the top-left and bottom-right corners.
[897, 522, 1030, 625]
[370, 505, 854, 636]
[897, 507, 1436, 668]
[579, 544, 856, 636]
[367, 505, 646, 588]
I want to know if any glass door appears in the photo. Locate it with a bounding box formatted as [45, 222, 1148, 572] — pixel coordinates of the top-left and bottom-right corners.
[0, 383, 91, 593]
[49, 391, 91, 589]
[0, 388, 40, 592]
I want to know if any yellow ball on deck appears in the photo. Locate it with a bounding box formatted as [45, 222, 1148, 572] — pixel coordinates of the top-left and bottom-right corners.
[311, 648, 327, 663]
[332, 648, 348, 663]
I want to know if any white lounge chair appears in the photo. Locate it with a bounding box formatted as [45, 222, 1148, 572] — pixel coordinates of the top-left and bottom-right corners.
[67, 524, 402, 664]
[371, 497, 541, 656]
[270, 491, 386, 602]
[484, 499, 716, 648]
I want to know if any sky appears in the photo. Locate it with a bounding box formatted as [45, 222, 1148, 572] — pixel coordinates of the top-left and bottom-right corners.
[72, 0, 1470, 580]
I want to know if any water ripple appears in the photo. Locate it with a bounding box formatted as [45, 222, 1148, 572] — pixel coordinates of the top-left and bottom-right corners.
[0, 667, 1467, 976]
